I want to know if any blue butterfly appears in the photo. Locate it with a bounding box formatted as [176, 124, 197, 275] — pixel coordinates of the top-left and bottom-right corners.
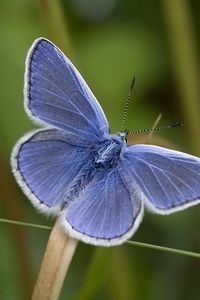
[11, 38, 200, 246]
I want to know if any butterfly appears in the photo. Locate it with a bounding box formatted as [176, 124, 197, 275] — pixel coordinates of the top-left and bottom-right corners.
[11, 38, 200, 246]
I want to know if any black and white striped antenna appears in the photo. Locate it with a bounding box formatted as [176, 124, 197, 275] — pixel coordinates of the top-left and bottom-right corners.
[121, 77, 135, 132]
[128, 122, 184, 135]
[121, 79, 183, 136]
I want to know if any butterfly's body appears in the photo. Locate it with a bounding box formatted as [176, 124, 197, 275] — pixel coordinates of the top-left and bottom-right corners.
[65, 133, 126, 208]
[59, 132, 126, 206]
[11, 38, 200, 246]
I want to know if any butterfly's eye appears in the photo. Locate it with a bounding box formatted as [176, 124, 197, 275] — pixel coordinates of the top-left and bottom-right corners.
[124, 130, 129, 143]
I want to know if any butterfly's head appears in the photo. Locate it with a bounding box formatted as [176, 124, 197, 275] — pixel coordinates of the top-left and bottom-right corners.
[118, 131, 127, 140]
[114, 131, 128, 145]
[109, 131, 127, 146]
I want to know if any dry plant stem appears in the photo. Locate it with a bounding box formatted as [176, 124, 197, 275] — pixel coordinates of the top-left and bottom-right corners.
[32, 219, 78, 300]
[147, 113, 162, 141]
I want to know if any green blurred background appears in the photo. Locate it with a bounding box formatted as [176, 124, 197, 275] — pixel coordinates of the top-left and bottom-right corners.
[0, 0, 200, 299]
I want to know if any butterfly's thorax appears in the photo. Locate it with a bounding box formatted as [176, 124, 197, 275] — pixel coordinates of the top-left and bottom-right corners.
[94, 133, 126, 169]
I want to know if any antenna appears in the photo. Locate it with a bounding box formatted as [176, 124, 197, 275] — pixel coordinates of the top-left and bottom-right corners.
[128, 122, 183, 135]
[121, 77, 135, 131]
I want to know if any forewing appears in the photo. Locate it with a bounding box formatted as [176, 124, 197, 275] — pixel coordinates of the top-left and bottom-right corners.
[60, 166, 144, 246]
[11, 128, 93, 214]
[123, 144, 200, 213]
[25, 38, 109, 141]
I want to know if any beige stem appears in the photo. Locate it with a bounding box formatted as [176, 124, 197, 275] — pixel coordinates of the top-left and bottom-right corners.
[31, 219, 78, 300]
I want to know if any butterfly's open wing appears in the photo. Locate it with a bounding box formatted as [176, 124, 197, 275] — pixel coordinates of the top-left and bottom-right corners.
[122, 145, 200, 214]
[60, 166, 144, 246]
[25, 38, 109, 141]
[11, 129, 93, 214]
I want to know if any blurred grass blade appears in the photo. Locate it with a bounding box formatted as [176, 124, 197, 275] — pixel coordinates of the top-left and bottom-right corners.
[108, 247, 137, 300]
[75, 248, 113, 300]
[162, 0, 200, 153]
[37, 0, 74, 57]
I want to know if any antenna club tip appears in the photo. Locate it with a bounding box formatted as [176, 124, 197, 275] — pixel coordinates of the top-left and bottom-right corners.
[172, 123, 184, 127]
[131, 76, 136, 89]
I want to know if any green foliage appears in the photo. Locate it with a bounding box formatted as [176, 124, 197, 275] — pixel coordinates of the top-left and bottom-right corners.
[0, 0, 200, 299]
